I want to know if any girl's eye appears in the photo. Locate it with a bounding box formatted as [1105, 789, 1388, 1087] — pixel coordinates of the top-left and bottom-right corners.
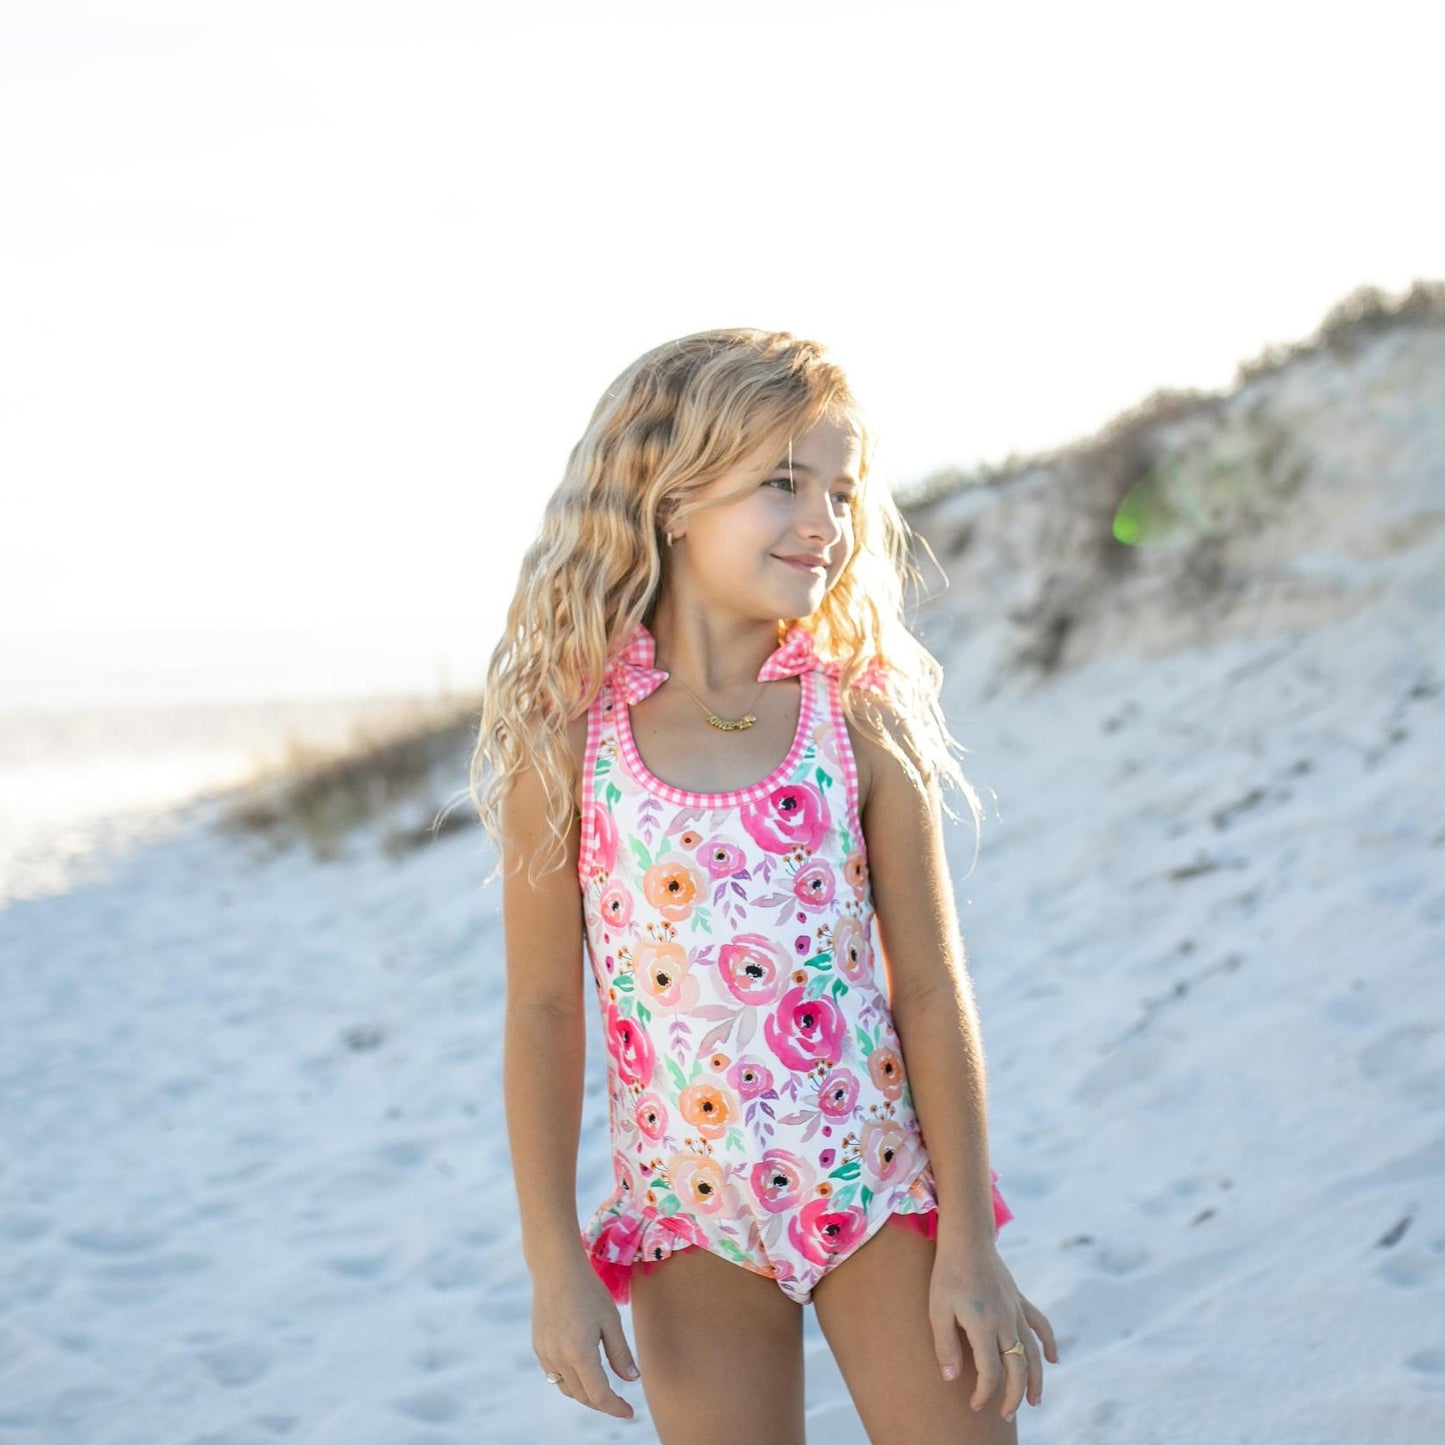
[765, 474, 797, 492]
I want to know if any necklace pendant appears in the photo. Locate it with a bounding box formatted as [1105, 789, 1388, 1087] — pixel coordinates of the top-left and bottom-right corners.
[707, 712, 756, 732]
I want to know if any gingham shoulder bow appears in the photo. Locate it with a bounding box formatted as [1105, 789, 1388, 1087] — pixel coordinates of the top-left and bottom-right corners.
[607, 623, 886, 701]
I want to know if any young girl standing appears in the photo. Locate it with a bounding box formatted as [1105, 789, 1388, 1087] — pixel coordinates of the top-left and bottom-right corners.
[474, 329, 1057, 1443]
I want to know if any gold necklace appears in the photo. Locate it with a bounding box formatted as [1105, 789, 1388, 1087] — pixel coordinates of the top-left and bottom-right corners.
[671, 675, 767, 732]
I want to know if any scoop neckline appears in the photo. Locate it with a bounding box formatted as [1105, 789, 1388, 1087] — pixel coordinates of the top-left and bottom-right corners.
[611, 672, 818, 808]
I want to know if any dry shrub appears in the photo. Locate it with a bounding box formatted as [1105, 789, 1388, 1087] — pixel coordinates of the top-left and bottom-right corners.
[903, 278, 1444, 517]
[1236, 279, 1445, 382]
[223, 697, 481, 861]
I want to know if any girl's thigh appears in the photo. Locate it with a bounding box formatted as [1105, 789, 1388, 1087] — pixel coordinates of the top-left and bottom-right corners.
[629, 1245, 806, 1445]
[812, 1223, 1018, 1445]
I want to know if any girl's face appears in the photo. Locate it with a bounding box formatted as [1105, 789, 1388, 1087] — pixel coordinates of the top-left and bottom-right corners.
[668, 416, 861, 626]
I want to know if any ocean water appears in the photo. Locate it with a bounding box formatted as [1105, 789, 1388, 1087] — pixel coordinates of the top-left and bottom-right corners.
[0, 691, 475, 907]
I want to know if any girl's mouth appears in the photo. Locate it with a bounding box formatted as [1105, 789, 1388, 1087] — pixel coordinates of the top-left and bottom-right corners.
[774, 554, 829, 575]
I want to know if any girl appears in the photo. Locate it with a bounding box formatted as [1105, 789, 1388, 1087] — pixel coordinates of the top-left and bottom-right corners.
[474, 329, 1057, 1444]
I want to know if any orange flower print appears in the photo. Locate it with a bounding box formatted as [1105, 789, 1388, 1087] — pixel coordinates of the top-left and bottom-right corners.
[844, 851, 868, 893]
[635, 940, 699, 1013]
[678, 829, 703, 849]
[677, 1080, 740, 1140]
[669, 1151, 730, 1214]
[833, 916, 871, 983]
[866, 1045, 906, 1100]
[642, 859, 704, 922]
[859, 1118, 912, 1182]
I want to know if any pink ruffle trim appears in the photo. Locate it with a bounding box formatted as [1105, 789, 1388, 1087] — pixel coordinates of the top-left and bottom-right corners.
[586, 1170, 1013, 1305]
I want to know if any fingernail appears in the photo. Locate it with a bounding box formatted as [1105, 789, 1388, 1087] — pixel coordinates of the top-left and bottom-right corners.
[624, 1366, 640, 1380]
[941, 1364, 958, 1381]
[1005, 1411, 1016, 1422]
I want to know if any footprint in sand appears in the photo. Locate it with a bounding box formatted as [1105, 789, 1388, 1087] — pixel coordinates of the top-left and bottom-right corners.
[1358, 1024, 1445, 1100]
[1094, 1242, 1151, 1275]
[253, 1413, 301, 1435]
[392, 1387, 465, 1424]
[411, 1344, 472, 1372]
[64, 1225, 164, 1254]
[0, 1214, 51, 1245]
[85, 1251, 212, 1302]
[424, 1244, 487, 1291]
[197, 1341, 271, 1388]
[320, 1248, 396, 1279]
[1376, 1250, 1443, 1289]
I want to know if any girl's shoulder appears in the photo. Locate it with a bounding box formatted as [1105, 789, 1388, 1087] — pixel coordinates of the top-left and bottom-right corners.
[564, 710, 589, 779]
[842, 691, 929, 817]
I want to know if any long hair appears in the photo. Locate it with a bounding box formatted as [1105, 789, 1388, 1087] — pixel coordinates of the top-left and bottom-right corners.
[471, 328, 980, 879]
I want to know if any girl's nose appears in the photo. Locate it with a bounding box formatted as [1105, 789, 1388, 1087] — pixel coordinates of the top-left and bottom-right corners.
[800, 486, 844, 545]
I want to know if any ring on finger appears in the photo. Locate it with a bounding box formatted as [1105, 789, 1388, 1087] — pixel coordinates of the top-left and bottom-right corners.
[544, 1370, 564, 1384]
[1001, 1340, 1026, 1357]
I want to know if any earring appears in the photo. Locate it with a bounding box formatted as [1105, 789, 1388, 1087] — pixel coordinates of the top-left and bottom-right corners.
[665, 531, 674, 548]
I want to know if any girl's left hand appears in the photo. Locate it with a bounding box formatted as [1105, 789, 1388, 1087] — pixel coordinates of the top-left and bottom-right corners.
[928, 1241, 1059, 1420]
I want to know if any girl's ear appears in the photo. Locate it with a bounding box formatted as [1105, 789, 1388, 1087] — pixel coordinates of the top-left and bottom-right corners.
[660, 509, 685, 546]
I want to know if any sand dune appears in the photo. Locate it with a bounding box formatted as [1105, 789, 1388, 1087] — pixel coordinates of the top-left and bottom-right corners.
[1, 304, 1441, 1443]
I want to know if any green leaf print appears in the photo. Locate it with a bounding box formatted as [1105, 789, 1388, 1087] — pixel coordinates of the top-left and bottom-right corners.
[689, 906, 713, 935]
[629, 836, 653, 872]
[860, 1186, 874, 1209]
[829, 1181, 859, 1209]
[665, 1057, 688, 1092]
[604, 781, 622, 806]
[854, 1024, 873, 1053]
[613, 973, 634, 993]
[656, 1194, 681, 1217]
[716, 1237, 752, 1264]
[829, 1159, 862, 1181]
[815, 766, 834, 788]
[830, 977, 849, 998]
[804, 973, 833, 1002]
[634, 1002, 652, 1025]
[802, 953, 831, 970]
[724, 1126, 744, 1152]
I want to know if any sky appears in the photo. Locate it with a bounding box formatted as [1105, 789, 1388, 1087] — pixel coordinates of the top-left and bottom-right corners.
[1, 0, 1440, 708]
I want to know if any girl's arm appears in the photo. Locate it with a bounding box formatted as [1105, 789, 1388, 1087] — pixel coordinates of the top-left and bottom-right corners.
[500, 727, 592, 1274]
[854, 719, 997, 1244]
[853, 711, 1057, 1417]
[499, 721, 639, 1419]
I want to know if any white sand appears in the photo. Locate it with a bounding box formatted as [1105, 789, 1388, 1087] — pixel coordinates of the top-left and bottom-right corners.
[2, 322, 1442, 1443]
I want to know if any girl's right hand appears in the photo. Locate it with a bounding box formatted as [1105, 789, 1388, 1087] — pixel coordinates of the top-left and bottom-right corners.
[532, 1253, 641, 1419]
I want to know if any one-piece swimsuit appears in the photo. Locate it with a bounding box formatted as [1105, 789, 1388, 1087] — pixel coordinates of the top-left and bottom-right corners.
[577, 623, 1011, 1306]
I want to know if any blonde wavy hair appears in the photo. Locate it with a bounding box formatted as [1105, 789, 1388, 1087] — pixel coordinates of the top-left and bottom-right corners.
[471, 327, 981, 879]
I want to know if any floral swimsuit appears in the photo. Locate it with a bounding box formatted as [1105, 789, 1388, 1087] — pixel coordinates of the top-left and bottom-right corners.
[577, 624, 1011, 1306]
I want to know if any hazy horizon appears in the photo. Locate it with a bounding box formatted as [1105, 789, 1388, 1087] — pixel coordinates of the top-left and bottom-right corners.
[4, 0, 1440, 710]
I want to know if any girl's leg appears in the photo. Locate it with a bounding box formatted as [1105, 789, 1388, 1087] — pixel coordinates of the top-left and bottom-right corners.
[629, 1245, 807, 1445]
[811, 1222, 1018, 1445]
